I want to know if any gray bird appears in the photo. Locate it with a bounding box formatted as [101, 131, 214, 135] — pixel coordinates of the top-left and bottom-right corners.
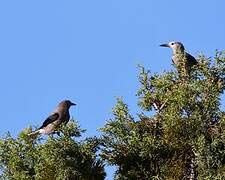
[29, 100, 76, 136]
[160, 41, 198, 75]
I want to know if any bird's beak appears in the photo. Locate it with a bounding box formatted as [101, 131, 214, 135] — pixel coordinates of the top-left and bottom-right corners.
[71, 102, 76, 106]
[160, 43, 169, 47]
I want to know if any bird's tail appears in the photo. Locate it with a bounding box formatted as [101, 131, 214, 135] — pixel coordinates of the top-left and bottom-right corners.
[28, 129, 41, 137]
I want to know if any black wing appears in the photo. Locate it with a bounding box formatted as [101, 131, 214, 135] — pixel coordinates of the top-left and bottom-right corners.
[186, 52, 198, 66]
[38, 113, 60, 129]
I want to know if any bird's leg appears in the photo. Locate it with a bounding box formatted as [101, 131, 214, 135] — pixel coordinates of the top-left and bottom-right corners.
[158, 99, 168, 112]
[153, 102, 159, 111]
[153, 99, 168, 113]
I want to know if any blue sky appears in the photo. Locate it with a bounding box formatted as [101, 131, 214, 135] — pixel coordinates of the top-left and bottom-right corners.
[0, 1, 224, 179]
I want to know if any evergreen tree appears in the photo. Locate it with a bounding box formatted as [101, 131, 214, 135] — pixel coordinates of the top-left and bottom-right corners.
[100, 51, 225, 179]
[1, 51, 225, 180]
[0, 121, 105, 180]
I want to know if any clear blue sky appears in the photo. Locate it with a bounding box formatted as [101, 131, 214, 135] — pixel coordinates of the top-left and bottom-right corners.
[0, 1, 224, 179]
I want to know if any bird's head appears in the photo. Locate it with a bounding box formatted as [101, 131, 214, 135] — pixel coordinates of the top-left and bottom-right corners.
[160, 41, 185, 53]
[59, 100, 76, 109]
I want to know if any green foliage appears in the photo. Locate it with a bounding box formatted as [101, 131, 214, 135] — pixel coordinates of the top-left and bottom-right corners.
[1, 51, 225, 180]
[0, 121, 105, 180]
[100, 51, 225, 179]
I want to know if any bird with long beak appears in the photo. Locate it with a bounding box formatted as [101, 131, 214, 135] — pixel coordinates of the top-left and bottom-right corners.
[160, 41, 198, 75]
[29, 100, 76, 136]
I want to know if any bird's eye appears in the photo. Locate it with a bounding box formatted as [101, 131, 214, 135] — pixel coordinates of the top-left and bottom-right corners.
[171, 42, 174, 45]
